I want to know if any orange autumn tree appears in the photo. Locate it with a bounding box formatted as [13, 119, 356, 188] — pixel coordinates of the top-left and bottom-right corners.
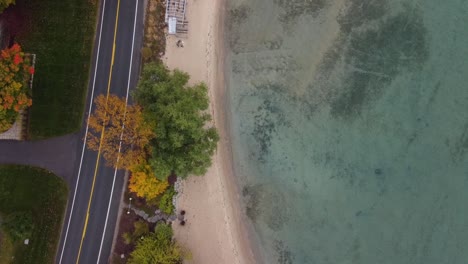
[129, 163, 169, 201]
[0, 43, 34, 132]
[86, 94, 155, 169]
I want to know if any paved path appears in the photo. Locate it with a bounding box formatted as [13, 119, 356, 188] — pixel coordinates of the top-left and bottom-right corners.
[0, 134, 79, 185]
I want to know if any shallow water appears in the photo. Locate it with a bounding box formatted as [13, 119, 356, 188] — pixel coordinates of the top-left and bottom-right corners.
[225, 0, 468, 263]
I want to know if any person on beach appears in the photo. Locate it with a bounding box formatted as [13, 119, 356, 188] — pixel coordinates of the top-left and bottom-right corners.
[176, 40, 184, 48]
[178, 210, 186, 225]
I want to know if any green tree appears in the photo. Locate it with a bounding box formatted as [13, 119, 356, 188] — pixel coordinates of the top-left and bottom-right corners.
[0, 0, 15, 13]
[128, 223, 186, 264]
[134, 62, 219, 180]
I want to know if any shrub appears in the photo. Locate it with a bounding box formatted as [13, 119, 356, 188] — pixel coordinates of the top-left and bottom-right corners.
[141, 47, 153, 61]
[158, 187, 176, 215]
[122, 220, 150, 245]
[122, 232, 133, 245]
[133, 220, 149, 239]
[2, 211, 33, 241]
[128, 223, 186, 264]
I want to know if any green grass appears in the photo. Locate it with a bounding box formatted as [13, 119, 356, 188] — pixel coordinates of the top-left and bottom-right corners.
[0, 165, 68, 264]
[15, 0, 98, 139]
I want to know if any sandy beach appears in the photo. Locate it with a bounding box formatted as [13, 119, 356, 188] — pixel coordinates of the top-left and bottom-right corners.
[163, 0, 257, 263]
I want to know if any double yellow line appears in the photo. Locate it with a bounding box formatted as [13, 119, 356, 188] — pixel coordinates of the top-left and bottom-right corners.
[75, 0, 121, 263]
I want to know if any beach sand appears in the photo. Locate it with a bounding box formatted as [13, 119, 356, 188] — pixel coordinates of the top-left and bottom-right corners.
[163, 0, 257, 263]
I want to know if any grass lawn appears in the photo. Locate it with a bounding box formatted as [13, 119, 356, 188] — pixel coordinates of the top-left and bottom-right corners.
[14, 0, 98, 139]
[0, 165, 68, 264]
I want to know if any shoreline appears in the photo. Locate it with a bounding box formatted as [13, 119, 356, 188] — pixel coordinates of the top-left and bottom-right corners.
[163, 0, 259, 263]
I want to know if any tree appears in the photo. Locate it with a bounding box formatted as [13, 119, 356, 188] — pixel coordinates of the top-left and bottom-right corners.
[134, 62, 219, 180]
[129, 163, 169, 200]
[86, 94, 155, 169]
[0, 43, 33, 132]
[0, 0, 15, 13]
[128, 223, 186, 264]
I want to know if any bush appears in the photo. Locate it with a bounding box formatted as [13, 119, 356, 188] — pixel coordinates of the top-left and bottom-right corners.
[141, 47, 153, 61]
[133, 220, 149, 239]
[122, 220, 150, 245]
[159, 187, 176, 215]
[122, 232, 132, 245]
[128, 223, 186, 264]
[2, 211, 33, 241]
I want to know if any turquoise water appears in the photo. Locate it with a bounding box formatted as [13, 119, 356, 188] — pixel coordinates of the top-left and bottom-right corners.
[225, 0, 468, 263]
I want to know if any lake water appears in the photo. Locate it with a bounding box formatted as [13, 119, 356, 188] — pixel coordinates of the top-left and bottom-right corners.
[224, 0, 468, 263]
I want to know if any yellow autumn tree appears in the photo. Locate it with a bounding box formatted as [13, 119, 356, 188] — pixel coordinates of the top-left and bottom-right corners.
[129, 163, 169, 200]
[0, 0, 15, 13]
[86, 94, 155, 169]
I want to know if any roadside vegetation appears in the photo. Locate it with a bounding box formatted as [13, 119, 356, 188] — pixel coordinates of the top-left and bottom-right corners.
[98, 0, 219, 262]
[0, 165, 68, 264]
[103, 63, 219, 262]
[88, 62, 218, 177]
[105, 61, 218, 262]
[141, 0, 166, 63]
[89, 64, 218, 261]
[127, 222, 188, 264]
[87, 62, 218, 201]
[3, 0, 98, 138]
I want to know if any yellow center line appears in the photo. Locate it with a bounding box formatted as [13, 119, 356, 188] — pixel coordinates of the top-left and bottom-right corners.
[75, 0, 121, 263]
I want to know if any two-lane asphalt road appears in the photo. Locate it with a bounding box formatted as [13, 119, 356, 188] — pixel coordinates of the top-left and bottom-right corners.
[56, 0, 144, 263]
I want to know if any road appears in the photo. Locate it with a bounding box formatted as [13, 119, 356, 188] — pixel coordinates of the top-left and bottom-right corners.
[56, 0, 144, 263]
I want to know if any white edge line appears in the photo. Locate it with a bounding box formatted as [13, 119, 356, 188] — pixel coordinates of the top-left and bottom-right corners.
[58, 0, 107, 263]
[96, 0, 139, 262]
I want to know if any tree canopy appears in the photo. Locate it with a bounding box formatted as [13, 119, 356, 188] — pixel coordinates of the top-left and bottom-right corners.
[129, 163, 169, 201]
[0, 0, 15, 13]
[86, 94, 155, 169]
[0, 44, 33, 132]
[134, 62, 219, 180]
[128, 223, 185, 264]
